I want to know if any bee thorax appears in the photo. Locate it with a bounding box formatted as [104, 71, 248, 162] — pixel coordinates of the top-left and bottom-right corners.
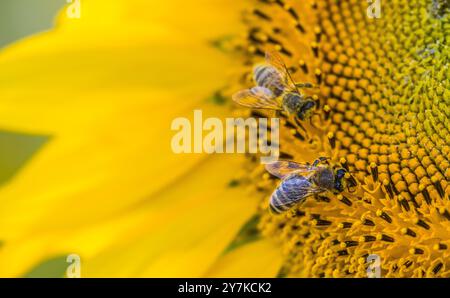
[282, 92, 305, 113]
[313, 168, 335, 190]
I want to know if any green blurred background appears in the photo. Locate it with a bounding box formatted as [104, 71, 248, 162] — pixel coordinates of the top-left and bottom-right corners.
[0, 0, 82, 277]
[0, 0, 66, 276]
[0, 0, 66, 187]
[0, 0, 65, 48]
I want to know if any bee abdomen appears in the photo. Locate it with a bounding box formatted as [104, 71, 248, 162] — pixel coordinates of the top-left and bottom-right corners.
[270, 188, 294, 213]
[254, 65, 284, 96]
[269, 175, 311, 214]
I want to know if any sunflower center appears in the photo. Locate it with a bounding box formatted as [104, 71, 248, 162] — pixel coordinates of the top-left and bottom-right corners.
[232, 0, 449, 277]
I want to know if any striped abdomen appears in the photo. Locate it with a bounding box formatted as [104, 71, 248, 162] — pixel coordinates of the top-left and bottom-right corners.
[253, 65, 284, 96]
[270, 175, 313, 214]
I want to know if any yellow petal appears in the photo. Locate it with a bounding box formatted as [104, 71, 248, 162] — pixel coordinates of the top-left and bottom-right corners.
[0, 0, 244, 134]
[0, 154, 257, 277]
[204, 239, 283, 278]
[0, 101, 230, 238]
[0, 0, 242, 235]
[0, 0, 254, 278]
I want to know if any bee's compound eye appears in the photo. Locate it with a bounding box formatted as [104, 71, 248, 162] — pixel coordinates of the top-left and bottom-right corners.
[336, 169, 346, 179]
[304, 101, 316, 111]
[297, 101, 316, 120]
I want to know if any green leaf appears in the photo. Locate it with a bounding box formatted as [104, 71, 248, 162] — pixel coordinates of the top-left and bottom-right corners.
[224, 214, 261, 254]
[276, 265, 289, 278]
[0, 0, 66, 48]
[0, 130, 49, 186]
[207, 90, 227, 105]
[209, 35, 236, 53]
[23, 255, 69, 278]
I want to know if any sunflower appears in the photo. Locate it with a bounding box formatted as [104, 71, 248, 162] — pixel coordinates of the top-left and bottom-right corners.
[1, 0, 449, 278]
[0, 0, 282, 277]
[230, 0, 449, 277]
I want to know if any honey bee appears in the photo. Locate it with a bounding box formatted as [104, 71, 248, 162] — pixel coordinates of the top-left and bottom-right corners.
[233, 50, 317, 121]
[265, 157, 348, 214]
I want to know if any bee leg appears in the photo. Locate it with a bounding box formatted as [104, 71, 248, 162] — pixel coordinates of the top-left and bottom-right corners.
[274, 110, 280, 118]
[309, 111, 326, 130]
[309, 115, 319, 129]
[314, 195, 331, 203]
[294, 82, 317, 89]
[313, 156, 330, 167]
[293, 117, 310, 139]
[312, 194, 324, 202]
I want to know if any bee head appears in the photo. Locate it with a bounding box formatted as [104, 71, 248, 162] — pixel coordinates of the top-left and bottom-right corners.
[333, 168, 347, 193]
[297, 100, 316, 120]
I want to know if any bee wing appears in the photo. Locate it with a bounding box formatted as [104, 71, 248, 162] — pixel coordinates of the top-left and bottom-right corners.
[286, 182, 325, 203]
[297, 183, 326, 197]
[232, 86, 282, 110]
[265, 50, 297, 90]
[265, 160, 318, 179]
